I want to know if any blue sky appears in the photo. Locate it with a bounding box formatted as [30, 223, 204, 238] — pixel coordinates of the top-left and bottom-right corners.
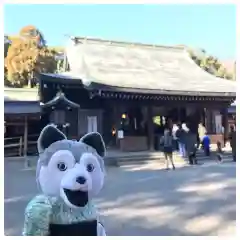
[4, 4, 236, 59]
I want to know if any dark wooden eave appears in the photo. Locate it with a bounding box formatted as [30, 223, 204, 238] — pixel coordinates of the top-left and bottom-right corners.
[40, 73, 236, 99]
[4, 101, 41, 115]
[90, 90, 235, 102]
[88, 82, 236, 97]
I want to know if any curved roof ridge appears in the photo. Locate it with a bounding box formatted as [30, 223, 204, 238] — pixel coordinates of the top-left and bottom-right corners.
[74, 36, 185, 51]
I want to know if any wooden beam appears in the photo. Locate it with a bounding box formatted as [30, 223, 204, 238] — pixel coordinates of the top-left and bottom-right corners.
[222, 108, 228, 146]
[113, 106, 122, 148]
[5, 122, 25, 126]
[23, 115, 28, 157]
[147, 106, 154, 151]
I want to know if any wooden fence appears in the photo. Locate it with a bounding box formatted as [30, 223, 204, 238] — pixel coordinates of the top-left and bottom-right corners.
[4, 134, 38, 157]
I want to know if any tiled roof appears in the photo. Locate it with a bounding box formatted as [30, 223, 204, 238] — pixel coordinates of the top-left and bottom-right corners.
[4, 101, 40, 114]
[43, 37, 236, 96]
[4, 87, 39, 102]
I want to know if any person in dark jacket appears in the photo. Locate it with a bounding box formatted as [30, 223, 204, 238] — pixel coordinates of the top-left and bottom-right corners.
[176, 124, 187, 157]
[229, 125, 236, 162]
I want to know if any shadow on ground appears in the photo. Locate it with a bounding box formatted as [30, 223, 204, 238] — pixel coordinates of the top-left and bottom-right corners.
[4, 160, 236, 236]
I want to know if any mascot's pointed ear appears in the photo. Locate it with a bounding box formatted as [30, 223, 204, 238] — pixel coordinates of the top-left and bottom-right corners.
[38, 124, 66, 153]
[80, 132, 106, 157]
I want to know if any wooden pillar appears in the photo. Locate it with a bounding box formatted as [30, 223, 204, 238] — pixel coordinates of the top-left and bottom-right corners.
[205, 108, 212, 133]
[23, 115, 29, 168]
[200, 108, 205, 125]
[222, 108, 228, 146]
[177, 107, 181, 123]
[23, 115, 28, 156]
[113, 105, 122, 148]
[147, 106, 154, 151]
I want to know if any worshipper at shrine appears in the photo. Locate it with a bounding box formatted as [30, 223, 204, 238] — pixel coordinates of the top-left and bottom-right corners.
[172, 123, 179, 150]
[216, 141, 223, 162]
[198, 122, 206, 149]
[229, 125, 236, 162]
[176, 123, 187, 157]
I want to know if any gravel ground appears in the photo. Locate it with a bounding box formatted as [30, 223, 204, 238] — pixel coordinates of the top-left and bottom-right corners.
[4, 160, 236, 236]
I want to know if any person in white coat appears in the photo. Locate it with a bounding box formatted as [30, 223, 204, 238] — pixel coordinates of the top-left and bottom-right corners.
[172, 123, 179, 150]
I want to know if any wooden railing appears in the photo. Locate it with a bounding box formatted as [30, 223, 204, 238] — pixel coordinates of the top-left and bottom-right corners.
[4, 134, 38, 157]
[4, 136, 23, 157]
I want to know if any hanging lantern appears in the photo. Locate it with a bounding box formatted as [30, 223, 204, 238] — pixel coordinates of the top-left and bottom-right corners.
[121, 113, 127, 119]
[112, 128, 116, 136]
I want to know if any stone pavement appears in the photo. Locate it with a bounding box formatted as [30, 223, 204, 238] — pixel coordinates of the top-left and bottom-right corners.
[4, 159, 236, 236]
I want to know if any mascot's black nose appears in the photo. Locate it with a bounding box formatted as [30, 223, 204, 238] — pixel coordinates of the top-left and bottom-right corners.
[76, 176, 86, 184]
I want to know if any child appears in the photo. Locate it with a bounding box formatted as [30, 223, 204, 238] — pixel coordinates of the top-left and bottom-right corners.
[188, 145, 198, 165]
[161, 129, 175, 170]
[185, 130, 198, 165]
[216, 141, 223, 162]
[202, 132, 210, 156]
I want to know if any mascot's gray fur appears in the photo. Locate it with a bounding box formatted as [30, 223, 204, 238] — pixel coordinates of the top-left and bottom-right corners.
[23, 124, 106, 236]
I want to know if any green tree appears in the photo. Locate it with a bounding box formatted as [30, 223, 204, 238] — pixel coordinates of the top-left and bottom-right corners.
[188, 49, 234, 80]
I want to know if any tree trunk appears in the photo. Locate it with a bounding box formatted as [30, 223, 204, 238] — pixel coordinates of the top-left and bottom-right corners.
[27, 71, 33, 88]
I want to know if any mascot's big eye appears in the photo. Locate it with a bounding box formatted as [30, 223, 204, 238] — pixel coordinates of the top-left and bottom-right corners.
[57, 162, 67, 171]
[86, 163, 95, 172]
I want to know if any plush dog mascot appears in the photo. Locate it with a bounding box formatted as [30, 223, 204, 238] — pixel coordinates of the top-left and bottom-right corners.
[23, 124, 106, 236]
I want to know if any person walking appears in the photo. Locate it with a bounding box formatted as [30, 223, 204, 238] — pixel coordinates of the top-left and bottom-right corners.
[229, 125, 236, 162]
[176, 123, 187, 157]
[161, 129, 175, 170]
[216, 141, 223, 163]
[198, 122, 206, 149]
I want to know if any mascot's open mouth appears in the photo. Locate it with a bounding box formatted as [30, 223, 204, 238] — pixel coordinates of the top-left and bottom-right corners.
[63, 188, 89, 207]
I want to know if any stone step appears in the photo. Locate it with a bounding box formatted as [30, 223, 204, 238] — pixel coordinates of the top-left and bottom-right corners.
[107, 151, 232, 160]
[117, 159, 234, 167]
[106, 151, 233, 167]
[116, 155, 234, 167]
[195, 151, 232, 156]
[6, 151, 233, 168]
[106, 153, 183, 166]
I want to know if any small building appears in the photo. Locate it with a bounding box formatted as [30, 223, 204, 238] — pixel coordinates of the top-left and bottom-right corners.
[39, 37, 236, 151]
[4, 88, 41, 156]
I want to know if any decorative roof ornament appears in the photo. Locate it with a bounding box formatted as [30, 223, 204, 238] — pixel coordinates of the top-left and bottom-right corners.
[42, 90, 80, 109]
